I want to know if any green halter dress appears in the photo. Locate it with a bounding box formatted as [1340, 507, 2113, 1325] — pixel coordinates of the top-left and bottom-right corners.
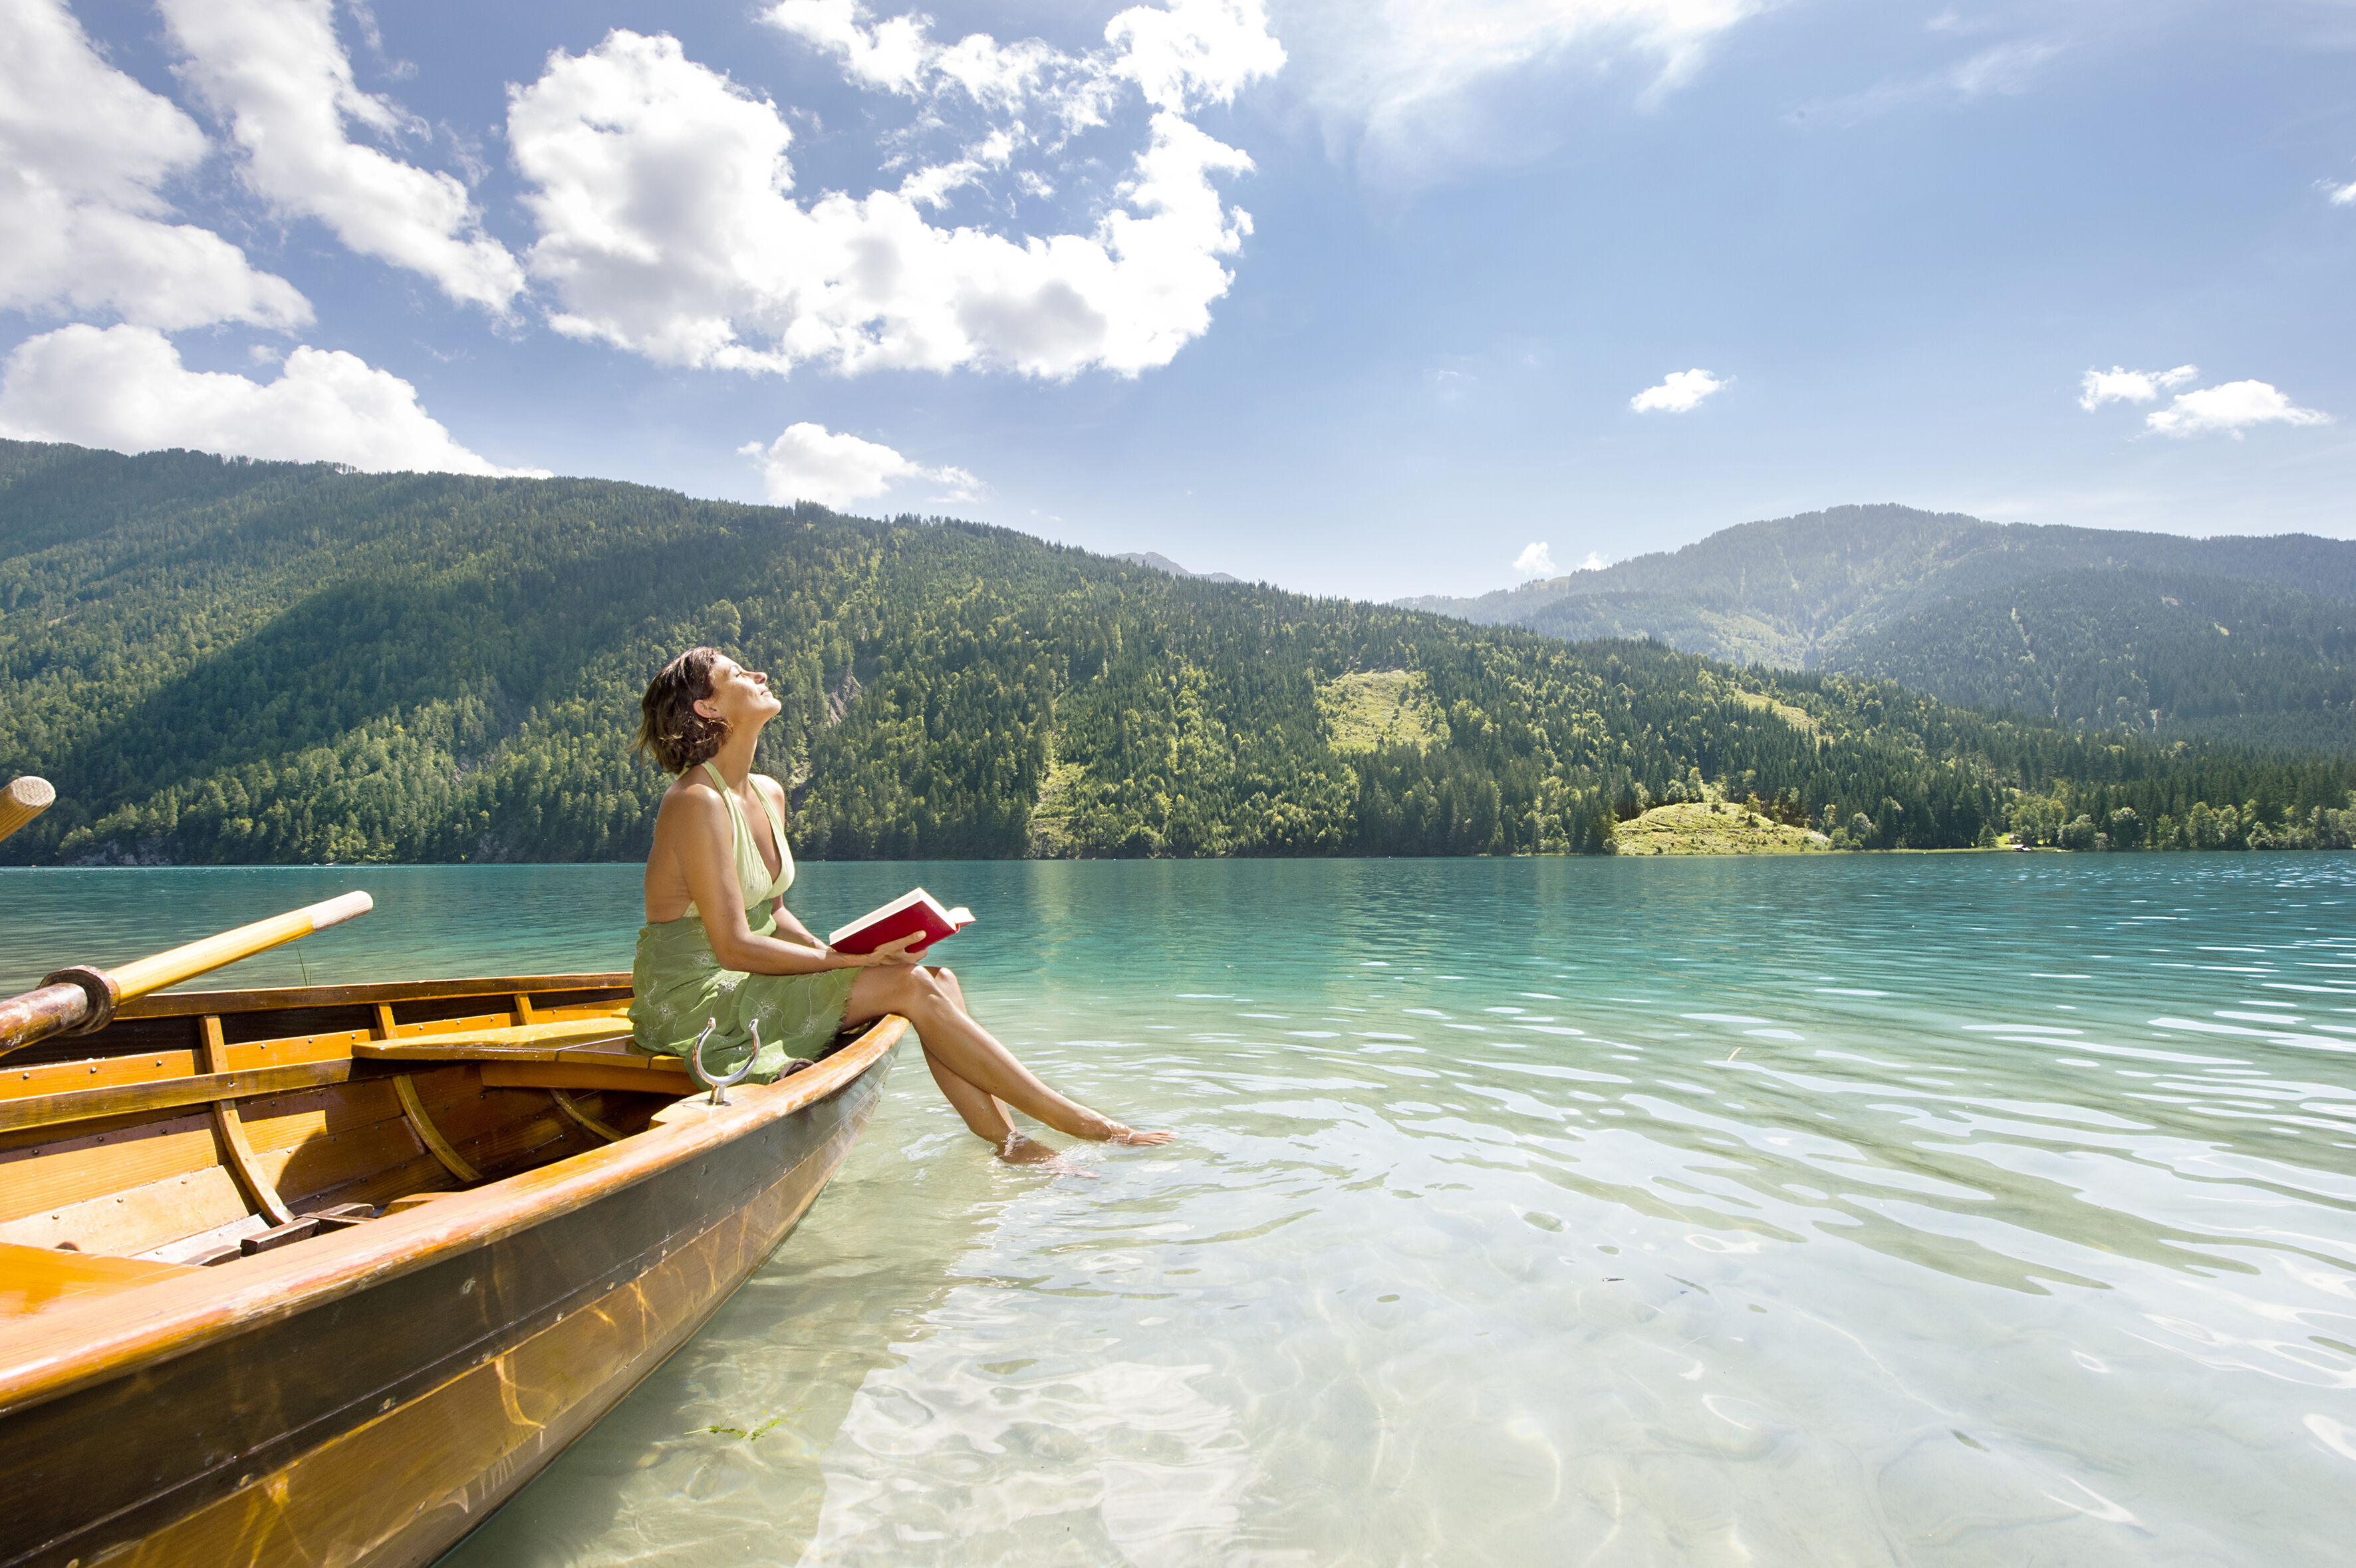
[628, 761, 862, 1083]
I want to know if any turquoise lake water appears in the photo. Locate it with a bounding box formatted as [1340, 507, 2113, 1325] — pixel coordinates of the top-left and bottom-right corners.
[4, 856, 2353, 1565]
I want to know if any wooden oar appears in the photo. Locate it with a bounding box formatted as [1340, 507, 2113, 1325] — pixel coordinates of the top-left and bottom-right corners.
[0, 777, 54, 846]
[0, 890, 373, 1058]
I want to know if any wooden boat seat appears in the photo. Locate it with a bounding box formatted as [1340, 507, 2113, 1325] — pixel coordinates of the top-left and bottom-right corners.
[479, 1046, 696, 1096]
[0, 1243, 199, 1318]
[360, 1020, 694, 1096]
[354, 1023, 697, 1097]
[360, 1017, 691, 1092]
[354, 1016, 640, 1061]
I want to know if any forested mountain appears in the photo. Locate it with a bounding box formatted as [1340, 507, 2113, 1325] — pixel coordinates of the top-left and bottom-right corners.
[0, 442, 2347, 864]
[1828, 569, 2356, 751]
[1398, 505, 2356, 752]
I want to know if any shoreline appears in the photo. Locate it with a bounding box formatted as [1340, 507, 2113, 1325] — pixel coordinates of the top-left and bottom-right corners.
[13, 843, 2329, 872]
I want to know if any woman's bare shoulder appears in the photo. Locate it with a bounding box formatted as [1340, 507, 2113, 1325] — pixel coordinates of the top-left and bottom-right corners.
[654, 772, 728, 825]
[751, 773, 789, 811]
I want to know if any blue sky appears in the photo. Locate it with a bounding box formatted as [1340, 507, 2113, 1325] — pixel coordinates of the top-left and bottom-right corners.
[1, 0, 2350, 600]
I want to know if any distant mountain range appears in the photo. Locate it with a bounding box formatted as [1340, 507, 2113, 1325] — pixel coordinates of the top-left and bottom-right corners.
[1400, 505, 2356, 751]
[1116, 551, 1240, 583]
[16, 441, 2344, 866]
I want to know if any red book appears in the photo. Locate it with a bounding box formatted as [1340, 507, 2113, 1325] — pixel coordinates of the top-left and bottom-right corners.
[827, 888, 975, 956]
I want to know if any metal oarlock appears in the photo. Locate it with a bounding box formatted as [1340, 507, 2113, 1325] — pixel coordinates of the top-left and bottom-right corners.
[688, 1016, 757, 1107]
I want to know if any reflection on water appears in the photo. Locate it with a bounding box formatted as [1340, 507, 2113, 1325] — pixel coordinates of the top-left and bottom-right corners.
[6, 856, 2352, 1563]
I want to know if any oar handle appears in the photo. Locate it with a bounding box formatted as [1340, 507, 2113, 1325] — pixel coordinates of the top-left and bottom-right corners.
[0, 890, 373, 1057]
[0, 777, 54, 847]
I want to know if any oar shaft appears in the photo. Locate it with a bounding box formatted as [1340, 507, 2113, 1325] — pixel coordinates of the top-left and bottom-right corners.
[108, 891, 371, 998]
[0, 777, 54, 846]
[0, 890, 372, 1056]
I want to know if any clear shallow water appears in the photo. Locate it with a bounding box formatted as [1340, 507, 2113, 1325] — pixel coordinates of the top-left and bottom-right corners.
[5, 856, 2353, 1564]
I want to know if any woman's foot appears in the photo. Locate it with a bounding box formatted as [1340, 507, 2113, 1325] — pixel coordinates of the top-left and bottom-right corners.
[995, 1134, 1099, 1174]
[1060, 1105, 1176, 1145]
[1102, 1122, 1175, 1146]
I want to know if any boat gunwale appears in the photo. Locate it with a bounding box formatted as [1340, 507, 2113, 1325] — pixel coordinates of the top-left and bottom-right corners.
[108, 973, 635, 1020]
[0, 1006, 908, 1420]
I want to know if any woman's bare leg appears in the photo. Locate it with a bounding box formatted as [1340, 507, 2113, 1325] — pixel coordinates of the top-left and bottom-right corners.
[913, 970, 1019, 1134]
[844, 964, 1172, 1148]
[904, 970, 1065, 1164]
[918, 1050, 1068, 1164]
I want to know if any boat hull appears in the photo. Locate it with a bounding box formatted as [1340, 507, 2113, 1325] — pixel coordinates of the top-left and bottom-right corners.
[0, 1025, 897, 1568]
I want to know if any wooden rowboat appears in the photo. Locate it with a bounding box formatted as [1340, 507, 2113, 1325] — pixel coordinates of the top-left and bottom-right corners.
[0, 904, 905, 1568]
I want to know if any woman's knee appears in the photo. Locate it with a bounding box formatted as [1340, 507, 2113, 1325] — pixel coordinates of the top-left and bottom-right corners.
[888, 964, 947, 1011]
[854, 964, 928, 1017]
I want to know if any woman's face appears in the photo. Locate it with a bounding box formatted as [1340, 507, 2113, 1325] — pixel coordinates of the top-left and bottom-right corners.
[693, 656, 781, 728]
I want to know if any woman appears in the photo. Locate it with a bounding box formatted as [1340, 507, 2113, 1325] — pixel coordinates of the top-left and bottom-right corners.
[628, 646, 1172, 1160]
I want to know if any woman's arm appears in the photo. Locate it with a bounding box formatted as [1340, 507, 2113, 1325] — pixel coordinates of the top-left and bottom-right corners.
[660, 785, 905, 974]
[772, 901, 827, 951]
[751, 777, 828, 951]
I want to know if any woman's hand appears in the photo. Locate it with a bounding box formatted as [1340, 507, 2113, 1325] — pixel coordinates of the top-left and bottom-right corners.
[852, 932, 928, 968]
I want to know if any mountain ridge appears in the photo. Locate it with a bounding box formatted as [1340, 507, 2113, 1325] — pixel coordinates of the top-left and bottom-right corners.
[1, 443, 2345, 864]
[1400, 505, 2356, 748]
[1114, 550, 1241, 583]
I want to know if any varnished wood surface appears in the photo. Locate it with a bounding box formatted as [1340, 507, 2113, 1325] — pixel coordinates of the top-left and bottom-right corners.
[0, 777, 54, 847]
[0, 893, 375, 1060]
[392, 1075, 481, 1184]
[3, 1065, 889, 1568]
[116, 974, 632, 1021]
[1, 980, 631, 1072]
[0, 1011, 908, 1418]
[479, 1059, 697, 1095]
[3, 985, 636, 1131]
[107, 892, 372, 1003]
[547, 1089, 623, 1143]
[350, 1017, 634, 1059]
[203, 1015, 297, 1228]
[0, 960, 908, 1568]
[0, 1245, 199, 1318]
[0, 1059, 354, 1134]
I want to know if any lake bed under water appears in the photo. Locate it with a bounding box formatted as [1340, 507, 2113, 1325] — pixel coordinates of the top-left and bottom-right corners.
[3, 855, 2351, 1565]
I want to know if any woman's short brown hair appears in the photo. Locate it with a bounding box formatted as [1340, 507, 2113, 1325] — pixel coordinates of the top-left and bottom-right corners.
[635, 646, 729, 774]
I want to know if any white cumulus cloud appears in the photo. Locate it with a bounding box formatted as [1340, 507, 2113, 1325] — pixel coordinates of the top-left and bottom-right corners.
[2145, 380, 2331, 440]
[0, 0, 309, 330]
[2326, 176, 2356, 207]
[1513, 541, 1556, 578]
[2077, 363, 2196, 410]
[0, 325, 540, 475]
[739, 422, 979, 507]
[1105, 0, 1289, 112]
[508, 15, 1273, 379]
[158, 0, 524, 311]
[1631, 368, 1725, 413]
[767, 0, 1281, 122]
[765, 0, 949, 96]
